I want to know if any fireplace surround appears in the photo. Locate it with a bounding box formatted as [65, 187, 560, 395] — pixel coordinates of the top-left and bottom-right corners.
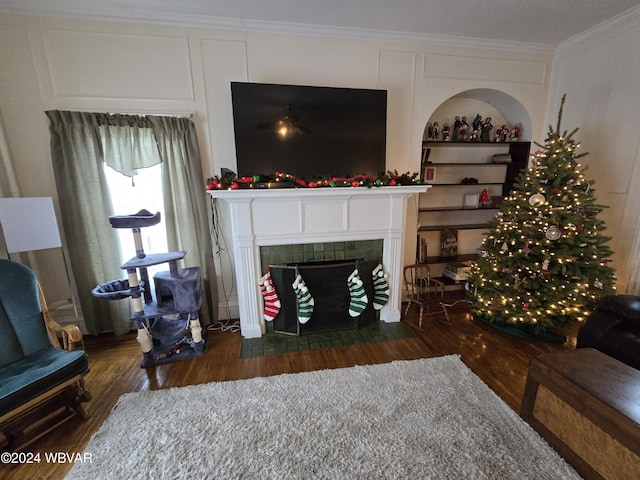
[208, 186, 429, 338]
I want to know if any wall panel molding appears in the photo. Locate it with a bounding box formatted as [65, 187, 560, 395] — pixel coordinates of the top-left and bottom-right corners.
[38, 28, 194, 103]
[423, 53, 548, 85]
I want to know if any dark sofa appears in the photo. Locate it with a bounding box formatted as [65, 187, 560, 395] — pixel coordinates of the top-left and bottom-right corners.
[576, 295, 640, 370]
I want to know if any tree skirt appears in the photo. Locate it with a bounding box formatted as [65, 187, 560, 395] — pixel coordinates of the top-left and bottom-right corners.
[67, 355, 579, 479]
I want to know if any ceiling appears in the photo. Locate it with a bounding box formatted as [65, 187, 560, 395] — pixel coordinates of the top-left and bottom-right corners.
[1, 0, 640, 50]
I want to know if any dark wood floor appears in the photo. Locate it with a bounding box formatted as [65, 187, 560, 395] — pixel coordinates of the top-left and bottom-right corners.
[2, 301, 578, 480]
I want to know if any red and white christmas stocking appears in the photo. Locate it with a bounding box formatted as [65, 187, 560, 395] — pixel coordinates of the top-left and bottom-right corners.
[259, 271, 281, 321]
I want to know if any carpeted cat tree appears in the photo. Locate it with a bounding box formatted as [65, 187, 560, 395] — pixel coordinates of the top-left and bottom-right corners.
[92, 209, 206, 367]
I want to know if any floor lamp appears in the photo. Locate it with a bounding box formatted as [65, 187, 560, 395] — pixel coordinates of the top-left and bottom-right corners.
[0, 197, 77, 319]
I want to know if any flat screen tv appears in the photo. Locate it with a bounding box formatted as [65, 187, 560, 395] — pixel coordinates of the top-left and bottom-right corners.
[230, 82, 387, 179]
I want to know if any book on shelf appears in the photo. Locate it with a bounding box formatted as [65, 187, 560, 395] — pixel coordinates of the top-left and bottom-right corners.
[416, 234, 428, 264]
[439, 230, 458, 258]
[445, 262, 472, 274]
[443, 262, 471, 282]
[492, 153, 512, 163]
[443, 270, 468, 282]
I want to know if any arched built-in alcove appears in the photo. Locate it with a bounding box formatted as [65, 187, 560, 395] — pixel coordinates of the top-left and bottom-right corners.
[411, 88, 534, 277]
[423, 88, 532, 143]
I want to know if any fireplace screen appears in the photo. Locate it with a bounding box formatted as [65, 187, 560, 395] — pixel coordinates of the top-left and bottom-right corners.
[268, 259, 379, 335]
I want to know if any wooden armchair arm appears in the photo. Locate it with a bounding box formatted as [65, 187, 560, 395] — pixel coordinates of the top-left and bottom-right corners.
[38, 283, 85, 351]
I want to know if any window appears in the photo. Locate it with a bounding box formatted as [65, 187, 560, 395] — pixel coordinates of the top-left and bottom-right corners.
[103, 163, 168, 280]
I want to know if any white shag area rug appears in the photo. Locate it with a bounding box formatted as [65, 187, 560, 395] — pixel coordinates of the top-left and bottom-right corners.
[67, 355, 580, 479]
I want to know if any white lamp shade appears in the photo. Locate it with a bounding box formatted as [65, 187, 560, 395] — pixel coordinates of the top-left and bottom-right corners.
[0, 197, 62, 253]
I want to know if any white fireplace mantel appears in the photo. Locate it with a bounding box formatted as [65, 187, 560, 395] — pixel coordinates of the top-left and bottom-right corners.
[208, 185, 429, 338]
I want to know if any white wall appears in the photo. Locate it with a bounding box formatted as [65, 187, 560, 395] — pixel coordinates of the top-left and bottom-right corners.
[548, 13, 640, 295]
[0, 13, 558, 325]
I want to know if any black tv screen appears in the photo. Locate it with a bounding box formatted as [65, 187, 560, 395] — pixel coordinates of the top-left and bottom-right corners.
[230, 82, 387, 179]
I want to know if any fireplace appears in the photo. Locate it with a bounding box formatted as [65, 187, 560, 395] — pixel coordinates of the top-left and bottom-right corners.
[207, 186, 429, 338]
[269, 259, 379, 335]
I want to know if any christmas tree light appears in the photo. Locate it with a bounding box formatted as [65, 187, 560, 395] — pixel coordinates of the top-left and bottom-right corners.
[467, 95, 616, 336]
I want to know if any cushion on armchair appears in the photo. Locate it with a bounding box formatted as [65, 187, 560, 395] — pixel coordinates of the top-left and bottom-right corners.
[0, 347, 88, 417]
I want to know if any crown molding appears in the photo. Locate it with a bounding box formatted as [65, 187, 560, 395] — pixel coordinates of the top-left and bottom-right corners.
[0, 7, 554, 54]
[239, 19, 555, 54]
[555, 4, 640, 55]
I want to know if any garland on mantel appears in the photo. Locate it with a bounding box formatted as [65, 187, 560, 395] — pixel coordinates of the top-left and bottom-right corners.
[206, 170, 422, 190]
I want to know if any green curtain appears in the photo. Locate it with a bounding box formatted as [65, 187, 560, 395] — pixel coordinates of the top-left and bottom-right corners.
[46, 111, 216, 334]
[150, 115, 216, 325]
[97, 113, 162, 177]
[45, 110, 131, 335]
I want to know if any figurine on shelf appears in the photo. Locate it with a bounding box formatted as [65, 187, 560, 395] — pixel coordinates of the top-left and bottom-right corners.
[480, 117, 493, 142]
[426, 122, 433, 141]
[452, 116, 462, 141]
[479, 188, 491, 207]
[426, 121, 439, 141]
[442, 123, 451, 141]
[510, 123, 522, 141]
[500, 125, 509, 142]
[459, 117, 469, 142]
[472, 114, 483, 134]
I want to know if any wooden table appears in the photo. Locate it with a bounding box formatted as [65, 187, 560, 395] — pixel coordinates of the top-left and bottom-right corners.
[521, 348, 640, 480]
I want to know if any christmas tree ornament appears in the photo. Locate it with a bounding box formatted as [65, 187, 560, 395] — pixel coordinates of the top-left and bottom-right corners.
[545, 225, 561, 240]
[528, 193, 546, 206]
[292, 273, 314, 324]
[259, 271, 281, 321]
[371, 264, 389, 310]
[347, 268, 368, 317]
[513, 275, 524, 290]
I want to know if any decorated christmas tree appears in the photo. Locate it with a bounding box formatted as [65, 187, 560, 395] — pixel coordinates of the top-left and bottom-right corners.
[467, 95, 616, 337]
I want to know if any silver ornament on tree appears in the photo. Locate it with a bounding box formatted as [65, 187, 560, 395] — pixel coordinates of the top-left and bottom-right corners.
[545, 225, 561, 240]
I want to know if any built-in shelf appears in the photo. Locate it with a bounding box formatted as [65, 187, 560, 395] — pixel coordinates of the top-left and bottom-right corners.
[423, 141, 529, 146]
[433, 275, 469, 286]
[417, 138, 530, 265]
[419, 206, 499, 212]
[422, 253, 479, 264]
[424, 182, 503, 187]
[425, 162, 511, 166]
[418, 223, 491, 232]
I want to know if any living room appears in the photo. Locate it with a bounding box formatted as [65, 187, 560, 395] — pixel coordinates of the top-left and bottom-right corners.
[1, 1, 640, 478]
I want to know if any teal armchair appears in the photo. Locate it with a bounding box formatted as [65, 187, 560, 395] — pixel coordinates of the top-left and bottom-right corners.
[0, 259, 90, 451]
